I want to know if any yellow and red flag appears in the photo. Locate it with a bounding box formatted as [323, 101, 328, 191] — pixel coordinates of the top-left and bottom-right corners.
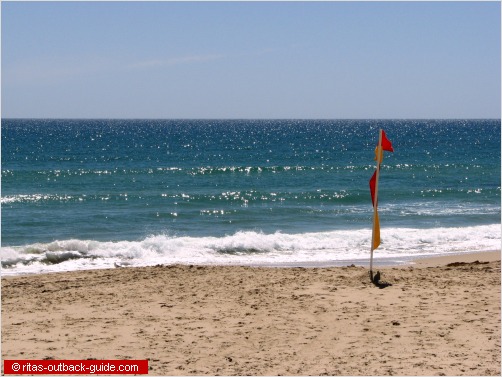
[369, 130, 393, 252]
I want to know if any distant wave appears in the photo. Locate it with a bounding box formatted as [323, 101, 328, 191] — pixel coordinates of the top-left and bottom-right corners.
[2, 162, 492, 178]
[2, 186, 499, 206]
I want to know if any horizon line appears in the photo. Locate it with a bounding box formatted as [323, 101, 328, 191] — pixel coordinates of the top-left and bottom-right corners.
[2, 117, 501, 121]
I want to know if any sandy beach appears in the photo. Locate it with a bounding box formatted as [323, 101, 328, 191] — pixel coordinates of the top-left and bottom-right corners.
[2, 251, 500, 376]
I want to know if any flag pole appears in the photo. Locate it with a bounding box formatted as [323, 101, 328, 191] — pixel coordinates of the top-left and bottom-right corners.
[370, 129, 383, 279]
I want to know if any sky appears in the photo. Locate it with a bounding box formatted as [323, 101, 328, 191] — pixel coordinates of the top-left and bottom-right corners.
[2, 1, 501, 119]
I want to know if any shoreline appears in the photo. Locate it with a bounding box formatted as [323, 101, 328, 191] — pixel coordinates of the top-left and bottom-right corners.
[2, 250, 500, 375]
[2, 250, 500, 279]
[410, 250, 501, 267]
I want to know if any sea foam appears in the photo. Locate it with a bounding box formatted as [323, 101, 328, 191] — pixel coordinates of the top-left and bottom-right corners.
[1, 224, 499, 276]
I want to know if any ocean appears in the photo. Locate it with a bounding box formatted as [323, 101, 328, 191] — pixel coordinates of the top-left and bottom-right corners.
[1, 119, 500, 275]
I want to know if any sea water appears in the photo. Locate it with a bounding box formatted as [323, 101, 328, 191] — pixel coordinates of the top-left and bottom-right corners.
[1, 119, 500, 275]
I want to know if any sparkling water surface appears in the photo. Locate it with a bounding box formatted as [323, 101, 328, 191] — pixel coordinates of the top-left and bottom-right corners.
[2, 119, 500, 274]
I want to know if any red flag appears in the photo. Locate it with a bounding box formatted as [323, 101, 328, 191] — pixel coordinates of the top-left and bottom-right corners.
[381, 130, 394, 152]
[369, 170, 377, 208]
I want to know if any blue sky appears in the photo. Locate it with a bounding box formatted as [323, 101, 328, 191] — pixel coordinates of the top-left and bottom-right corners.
[2, 1, 500, 119]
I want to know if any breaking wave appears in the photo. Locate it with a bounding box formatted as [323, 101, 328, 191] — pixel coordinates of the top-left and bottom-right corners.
[1, 224, 499, 275]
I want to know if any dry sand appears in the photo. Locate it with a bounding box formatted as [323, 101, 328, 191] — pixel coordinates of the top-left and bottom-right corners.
[2, 251, 500, 376]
